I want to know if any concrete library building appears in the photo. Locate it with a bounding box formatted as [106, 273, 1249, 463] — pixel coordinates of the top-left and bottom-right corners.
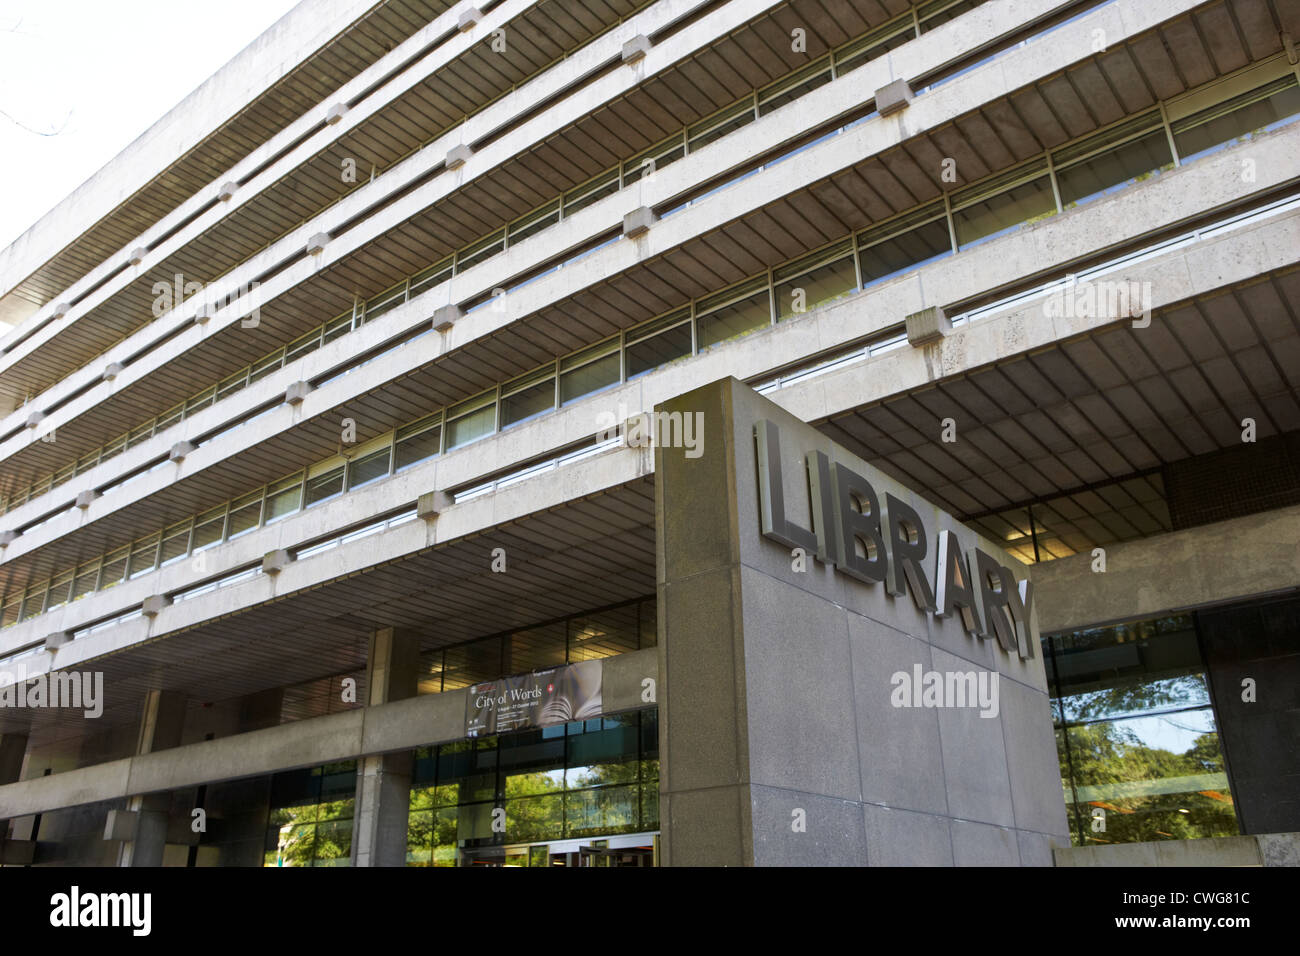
[0, 0, 1297, 867]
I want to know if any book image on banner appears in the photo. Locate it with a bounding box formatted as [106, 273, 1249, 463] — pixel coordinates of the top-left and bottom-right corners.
[466, 659, 604, 736]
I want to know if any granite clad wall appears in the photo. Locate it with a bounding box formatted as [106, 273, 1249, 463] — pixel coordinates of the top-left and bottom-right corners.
[655, 378, 1070, 866]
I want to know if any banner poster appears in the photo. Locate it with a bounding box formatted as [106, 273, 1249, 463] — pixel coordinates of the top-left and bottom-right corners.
[466, 659, 603, 737]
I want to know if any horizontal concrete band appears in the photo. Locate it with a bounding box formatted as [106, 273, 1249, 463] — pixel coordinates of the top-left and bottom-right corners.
[1031, 502, 1300, 633]
[0, 647, 657, 819]
[5, 157, 1296, 663]
[1054, 832, 1300, 866]
[0, 0, 1193, 461]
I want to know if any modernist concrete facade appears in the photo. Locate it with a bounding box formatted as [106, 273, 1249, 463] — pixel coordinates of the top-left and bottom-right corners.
[0, 0, 1298, 866]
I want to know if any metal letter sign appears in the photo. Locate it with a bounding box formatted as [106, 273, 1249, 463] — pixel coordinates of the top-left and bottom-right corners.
[754, 420, 1036, 659]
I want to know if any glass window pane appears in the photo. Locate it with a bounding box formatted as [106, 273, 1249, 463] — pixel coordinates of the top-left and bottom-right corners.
[758, 60, 832, 116]
[696, 289, 771, 349]
[227, 497, 262, 539]
[953, 174, 1056, 248]
[265, 483, 303, 523]
[559, 351, 619, 404]
[347, 448, 391, 490]
[858, 217, 952, 286]
[626, 322, 692, 378]
[623, 141, 684, 185]
[442, 638, 503, 691]
[305, 467, 344, 507]
[446, 403, 496, 450]
[509, 622, 567, 672]
[501, 378, 555, 428]
[775, 254, 858, 319]
[1057, 130, 1174, 208]
[395, 423, 441, 470]
[1173, 79, 1300, 164]
[568, 605, 639, 663]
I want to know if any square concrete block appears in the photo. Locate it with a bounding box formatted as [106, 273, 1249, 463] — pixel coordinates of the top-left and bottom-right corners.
[750, 785, 868, 866]
[51, 301, 71, 318]
[417, 490, 454, 520]
[169, 440, 195, 462]
[932, 646, 1015, 827]
[847, 612, 948, 814]
[623, 206, 657, 238]
[431, 304, 462, 332]
[25, 411, 44, 429]
[0, 530, 17, 548]
[739, 566, 862, 801]
[104, 809, 140, 841]
[445, 144, 472, 170]
[262, 549, 293, 574]
[74, 489, 100, 509]
[951, 819, 1019, 866]
[44, 631, 71, 651]
[128, 246, 148, 266]
[102, 362, 124, 381]
[621, 34, 650, 63]
[141, 595, 172, 617]
[1259, 832, 1300, 867]
[862, 803, 954, 866]
[306, 232, 330, 255]
[325, 103, 348, 125]
[905, 305, 951, 346]
[457, 7, 481, 30]
[875, 78, 912, 116]
[285, 381, 312, 405]
[193, 303, 214, 324]
[218, 181, 238, 201]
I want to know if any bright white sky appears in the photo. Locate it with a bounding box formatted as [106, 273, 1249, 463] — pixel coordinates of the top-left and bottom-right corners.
[0, 0, 301, 252]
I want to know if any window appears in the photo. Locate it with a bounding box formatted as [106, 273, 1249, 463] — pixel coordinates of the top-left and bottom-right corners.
[99, 547, 128, 590]
[265, 474, 304, 522]
[410, 257, 453, 296]
[192, 506, 226, 552]
[562, 171, 619, 217]
[687, 101, 755, 153]
[346, 448, 392, 491]
[457, 230, 505, 273]
[128, 534, 161, 580]
[622, 138, 685, 186]
[834, 19, 915, 76]
[226, 491, 263, 539]
[857, 202, 953, 286]
[1171, 75, 1300, 164]
[266, 761, 357, 867]
[774, 241, 857, 320]
[695, 279, 772, 349]
[446, 392, 497, 450]
[758, 59, 832, 116]
[1054, 111, 1174, 208]
[559, 339, 619, 404]
[625, 309, 692, 379]
[160, 521, 192, 566]
[500, 368, 556, 428]
[1044, 614, 1237, 847]
[305, 465, 344, 507]
[508, 200, 559, 245]
[395, 416, 442, 471]
[952, 158, 1057, 248]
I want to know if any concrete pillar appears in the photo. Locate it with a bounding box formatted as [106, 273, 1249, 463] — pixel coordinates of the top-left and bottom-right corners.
[119, 690, 186, 867]
[0, 734, 28, 845]
[352, 627, 420, 867]
[654, 379, 1068, 866]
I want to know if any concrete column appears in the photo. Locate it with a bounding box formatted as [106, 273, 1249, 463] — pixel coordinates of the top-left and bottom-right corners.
[352, 627, 420, 867]
[0, 734, 28, 851]
[118, 689, 186, 867]
[654, 379, 1068, 866]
